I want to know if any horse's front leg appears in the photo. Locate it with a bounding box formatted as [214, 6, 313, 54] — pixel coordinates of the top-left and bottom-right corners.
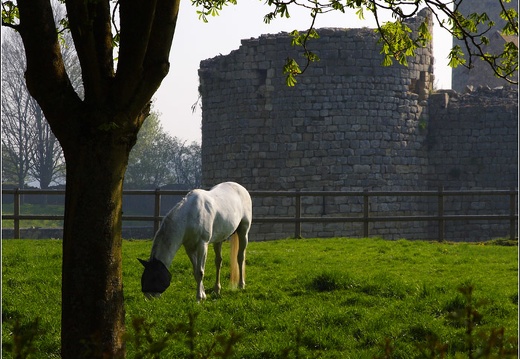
[188, 242, 208, 301]
[213, 242, 223, 295]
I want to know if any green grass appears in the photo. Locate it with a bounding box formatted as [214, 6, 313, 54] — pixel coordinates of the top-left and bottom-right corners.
[2, 238, 518, 358]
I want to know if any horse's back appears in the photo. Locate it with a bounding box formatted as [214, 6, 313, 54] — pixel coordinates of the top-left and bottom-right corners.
[208, 182, 252, 223]
[183, 182, 251, 243]
[209, 182, 252, 213]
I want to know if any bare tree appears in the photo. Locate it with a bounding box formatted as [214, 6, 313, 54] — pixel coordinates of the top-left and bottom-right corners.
[30, 104, 65, 188]
[1, 30, 36, 188]
[1, 1, 81, 188]
[2, 28, 66, 188]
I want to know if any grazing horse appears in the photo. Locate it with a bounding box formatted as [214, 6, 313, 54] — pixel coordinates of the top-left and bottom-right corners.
[139, 182, 252, 301]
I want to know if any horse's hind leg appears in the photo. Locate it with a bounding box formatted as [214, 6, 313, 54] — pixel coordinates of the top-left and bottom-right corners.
[237, 227, 249, 289]
[213, 242, 223, 295]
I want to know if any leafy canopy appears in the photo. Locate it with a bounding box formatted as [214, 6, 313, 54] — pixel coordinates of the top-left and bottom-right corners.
[191, 0, 518, 86]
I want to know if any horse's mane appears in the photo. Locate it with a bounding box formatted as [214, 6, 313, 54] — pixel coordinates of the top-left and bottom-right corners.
[155, 190, 198, 240]
[150, 192, 191, 264]
[166, 190, 196, 221]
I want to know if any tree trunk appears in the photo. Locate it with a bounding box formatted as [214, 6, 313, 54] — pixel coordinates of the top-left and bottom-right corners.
[13, 1, 179, 356]
[60, 129, 132, 358]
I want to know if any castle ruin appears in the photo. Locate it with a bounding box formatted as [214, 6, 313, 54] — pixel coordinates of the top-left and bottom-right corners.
[198, 9, 518, 241]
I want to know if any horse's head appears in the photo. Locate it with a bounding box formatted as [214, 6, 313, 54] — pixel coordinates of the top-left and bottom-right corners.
[138, 258, 172, 299]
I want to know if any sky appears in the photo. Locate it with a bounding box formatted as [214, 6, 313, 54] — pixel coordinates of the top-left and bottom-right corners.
[153, 2, 454, 144]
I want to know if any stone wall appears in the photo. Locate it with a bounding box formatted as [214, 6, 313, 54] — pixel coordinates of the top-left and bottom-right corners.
[198, 9, 518, 241]
[425, 86, 518, 240]
[427, 87, 518, 190]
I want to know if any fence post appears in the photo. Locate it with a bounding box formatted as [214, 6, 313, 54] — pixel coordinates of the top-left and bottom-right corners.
[363, 189, 369, 237]
[438, 186, 445, 242]
[153, 188, 161, 235]
[510, 188, 517, 240]
[295, 191, 301, 239]
[14, 188, 20, 239]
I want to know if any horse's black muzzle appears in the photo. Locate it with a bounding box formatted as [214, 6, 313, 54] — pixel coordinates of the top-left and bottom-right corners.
[138, 258, 172, 297]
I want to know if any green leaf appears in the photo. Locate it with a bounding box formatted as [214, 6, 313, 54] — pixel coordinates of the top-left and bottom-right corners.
[382, 55, 393, 67]
[285, 73, 298, 87]
[376, 21, 417, 67]
[112, 33, 120, 47]
[331, 1, 345, 13]
[418, 21, 432, 45]
[283, 57, 301, 86]
[290, 30, 301, 46]
[2, 1, 19, 25]
[196, 10, 208, 23]
[448, 45, 466, 68]
[304, 51, 320, 63]
[308, 28, 320, 39]
[355, 7, 364, 20]
[500, 8, 518, 35]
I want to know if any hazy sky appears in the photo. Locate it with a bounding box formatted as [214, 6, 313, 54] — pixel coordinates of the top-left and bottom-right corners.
[153, 2, 453, 143]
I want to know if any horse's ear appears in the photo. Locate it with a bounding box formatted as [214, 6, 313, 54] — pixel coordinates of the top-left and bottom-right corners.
[138, 258, 149, 267]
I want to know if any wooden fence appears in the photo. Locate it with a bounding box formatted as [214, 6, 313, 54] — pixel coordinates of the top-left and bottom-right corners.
[2, 188, 518, 241]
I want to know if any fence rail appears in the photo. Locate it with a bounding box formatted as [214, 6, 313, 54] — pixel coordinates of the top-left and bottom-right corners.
[2, 188, 518, 240]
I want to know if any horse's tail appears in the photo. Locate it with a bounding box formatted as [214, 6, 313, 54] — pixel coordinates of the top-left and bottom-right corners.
[230, 232, 240, 288]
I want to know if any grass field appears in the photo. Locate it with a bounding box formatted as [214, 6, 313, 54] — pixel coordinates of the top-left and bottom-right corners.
[2, 238, 518, 358]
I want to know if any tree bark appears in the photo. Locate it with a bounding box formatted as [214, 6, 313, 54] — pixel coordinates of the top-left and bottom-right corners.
[60, 126, 135, 359]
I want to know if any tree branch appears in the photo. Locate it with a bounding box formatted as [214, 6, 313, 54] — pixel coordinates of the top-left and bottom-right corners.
[65, 0, 114, 105]
[17, 0, 81, 142]
[128, 0, 181, 123]
[113, 0, 157, 110]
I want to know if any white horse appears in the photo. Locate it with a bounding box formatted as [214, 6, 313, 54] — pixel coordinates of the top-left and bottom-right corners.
[139, 182, 252, 301]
